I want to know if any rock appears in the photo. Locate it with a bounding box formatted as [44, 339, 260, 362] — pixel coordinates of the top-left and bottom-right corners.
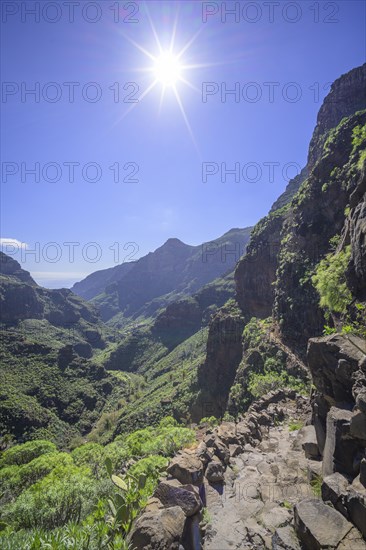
[307, 334, 365, 403]
[272, 525, 301, 550]
[347, 477, 366, 538]
[321, 473, 349, 517]
[322, 407, 358, 477]
[360, 458, 366, 487]
[235, 421, 252, 445]
[294, 498, 353, 549]
[229, 443, 243, 458]
[356, 391, 366, 413]
[300, 425, 320, 459]
[312, 393, 328, 456]
[205, 460, 225, 483]
[167, 452, 204, 486]
[153, 481, 202, 517]
[350, 410, 366, 440]
[213, 438, 230, 465]
[128, 506, 186, 550]
[337, 527, 366, 549]
[144, 497, 164, 513]
[307, 460, 322, 483]
[216, 422, 237, 445]
[195, 441, 212, 465]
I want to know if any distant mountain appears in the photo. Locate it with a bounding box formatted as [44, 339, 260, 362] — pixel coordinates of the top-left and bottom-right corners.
[0, 251, 107, 352]
[72, 227, 252, 322]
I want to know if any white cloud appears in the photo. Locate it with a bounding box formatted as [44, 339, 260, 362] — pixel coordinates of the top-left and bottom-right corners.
[0, 238, 28, 250]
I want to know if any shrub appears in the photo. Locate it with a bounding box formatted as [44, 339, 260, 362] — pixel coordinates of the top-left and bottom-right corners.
[248, 370, 307, 399]
[0, 440, 57, 467]
[3, 465, 98, 530]
[312, 246, 352, 315]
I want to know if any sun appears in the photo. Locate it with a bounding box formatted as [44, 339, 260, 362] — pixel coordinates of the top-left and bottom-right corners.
[154, 52, 182, 87]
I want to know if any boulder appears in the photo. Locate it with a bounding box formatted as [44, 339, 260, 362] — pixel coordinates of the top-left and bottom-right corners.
[350, 410, 366, 440]
[213, 438, 230, 465]
[216, 421, 237, 445]
[347, 476, 366, 538]
[195, 441, 212, 465]
[294, 498, 353, 549]
[167, 452, 204, 486]
[153, 481, 202, 517]
[235, 421, 252, 445]
[128, 506, 186, 550]
[321, 473, 350, 517]
[307, 334, 365, 404]
[272, 525, 301, 550]
[229, 443, 243, 458]
[300, 425, 320, 459]
[205, 460, 225, 483]
[322, 407, 358, 477]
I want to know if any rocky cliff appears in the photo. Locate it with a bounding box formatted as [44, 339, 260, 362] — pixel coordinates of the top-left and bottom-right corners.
[235, 64, 366, 350]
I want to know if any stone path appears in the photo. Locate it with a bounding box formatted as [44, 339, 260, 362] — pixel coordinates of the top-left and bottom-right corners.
[203, 422, 313, 549]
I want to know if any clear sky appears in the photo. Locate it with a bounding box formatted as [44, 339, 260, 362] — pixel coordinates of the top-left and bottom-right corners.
[1, 0, 365, 287]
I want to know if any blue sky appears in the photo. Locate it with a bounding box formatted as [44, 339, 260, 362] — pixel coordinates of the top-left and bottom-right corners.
[1, 0, 365, 287]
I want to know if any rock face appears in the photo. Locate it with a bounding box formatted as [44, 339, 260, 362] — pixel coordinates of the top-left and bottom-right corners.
[308, 64, 366, 167]
[347, 170, 366, 301]
[234, 64, 366, 351]
[235, 211, 283, 319]
[193, 303, 245, 420]
[307, 334, 366, 476]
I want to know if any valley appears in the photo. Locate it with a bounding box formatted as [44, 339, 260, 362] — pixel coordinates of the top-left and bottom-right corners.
[0, 63, 365, 549]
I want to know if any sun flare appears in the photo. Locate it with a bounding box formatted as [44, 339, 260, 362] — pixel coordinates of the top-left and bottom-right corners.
[154, 52, 182, 87]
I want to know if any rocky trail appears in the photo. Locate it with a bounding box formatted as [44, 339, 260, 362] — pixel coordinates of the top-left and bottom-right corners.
[129, 383, 366, 549]
[203, 418, 311, 549]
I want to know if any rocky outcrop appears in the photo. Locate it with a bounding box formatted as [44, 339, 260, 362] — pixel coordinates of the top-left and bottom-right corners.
[346, 166, 366, 301]
[153, 298, 202, 347]
[235, 210, 284, 319]
[303, 333, 366, 545]
[234, 64, 366, 351]
[308, 63, 366, 167]
[193, 304, 245, 420]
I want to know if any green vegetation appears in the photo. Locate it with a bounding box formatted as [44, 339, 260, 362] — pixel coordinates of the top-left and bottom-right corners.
[310, 475, 323, 497]
[0, 417, 195, 548]
[312, 246, 352, 315]
[289, 421, 303, 432]
[248, 369, 308, 399]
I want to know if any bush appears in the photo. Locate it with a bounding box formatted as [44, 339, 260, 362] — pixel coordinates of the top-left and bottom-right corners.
[0, 440, 57, 467]
[248, 370, 307, 399]
[312, 246, 352, 315]
[2, 465, 98, 530]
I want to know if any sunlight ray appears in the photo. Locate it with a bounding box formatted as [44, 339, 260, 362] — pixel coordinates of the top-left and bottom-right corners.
[177, 28, 203, 59]
[172, 85, 200, 157]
